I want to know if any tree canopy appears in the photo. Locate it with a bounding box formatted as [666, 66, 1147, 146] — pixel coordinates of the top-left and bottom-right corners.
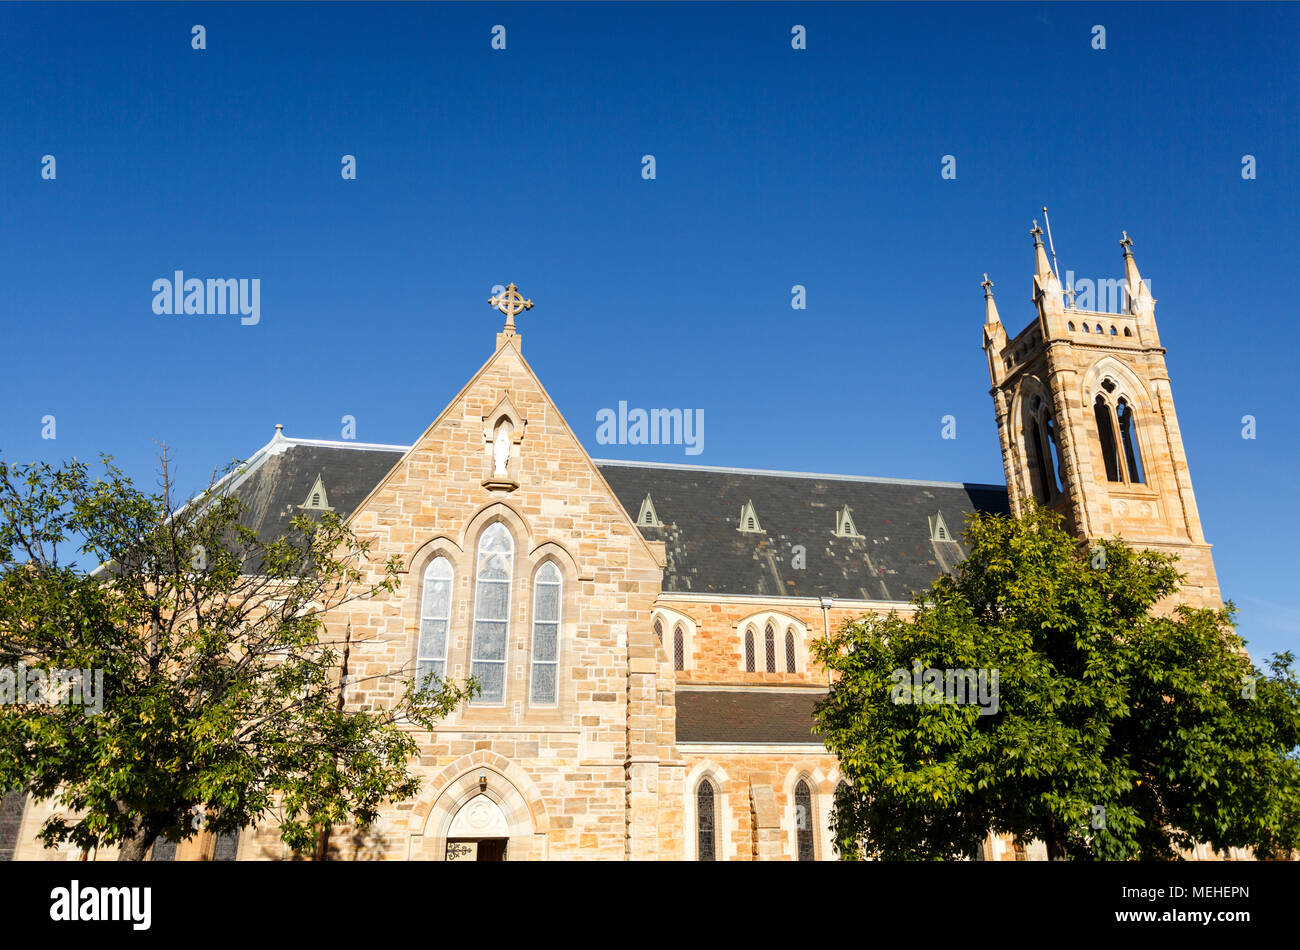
[813, 503, 1300, 860]
[0, 452, 473, 860]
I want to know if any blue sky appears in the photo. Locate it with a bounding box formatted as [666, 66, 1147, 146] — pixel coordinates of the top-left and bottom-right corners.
[1, 3, 1296, 658]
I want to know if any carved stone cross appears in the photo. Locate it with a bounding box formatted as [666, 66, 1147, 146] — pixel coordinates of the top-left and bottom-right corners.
[489, 283, 534, 330]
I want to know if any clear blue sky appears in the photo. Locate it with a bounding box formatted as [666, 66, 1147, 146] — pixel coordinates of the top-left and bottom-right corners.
[2, 3, 1296, 659]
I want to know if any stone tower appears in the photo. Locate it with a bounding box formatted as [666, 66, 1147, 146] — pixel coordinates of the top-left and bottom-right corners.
[982, 222, 1221, 609]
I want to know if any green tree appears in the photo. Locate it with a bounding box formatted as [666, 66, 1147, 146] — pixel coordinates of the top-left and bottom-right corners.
[0, 451, 474, 861]
[813, 502, 1300, 861]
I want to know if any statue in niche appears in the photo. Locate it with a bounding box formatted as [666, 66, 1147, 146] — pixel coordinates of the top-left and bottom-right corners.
[493, 423, 511, 477]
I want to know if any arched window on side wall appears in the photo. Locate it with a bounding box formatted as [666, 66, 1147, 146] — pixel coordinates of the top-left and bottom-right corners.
[418, 556, 454, 693]
[673, 624, 685, 671]
[744, 628, 756, 672]
[785, 629, 797, 673]
[653, 618, 663, 644]
[795, 779, 815, 861]
[530, 561, 561, 705]
[697, 779, 717, 861]
[470, 523, 513, 703]
[764, 623, 776, 673]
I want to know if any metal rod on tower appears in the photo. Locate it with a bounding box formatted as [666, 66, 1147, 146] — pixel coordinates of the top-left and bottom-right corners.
[1041, 205, 1072, 309]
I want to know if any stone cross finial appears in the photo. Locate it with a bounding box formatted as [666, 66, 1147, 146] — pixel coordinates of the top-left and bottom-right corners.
[1030, 220, 1043, 243]
[981, 273, 994, 296]
[489, 283, 534, 331]
[1119, 230, 1134, 254]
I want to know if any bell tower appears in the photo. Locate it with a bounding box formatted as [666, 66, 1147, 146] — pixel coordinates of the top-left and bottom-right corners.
[983, 222, 1221, 609]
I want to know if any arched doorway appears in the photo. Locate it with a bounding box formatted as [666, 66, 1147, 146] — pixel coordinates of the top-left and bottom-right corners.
[414, 753, 548, 860]
[445, 793, 510, 861]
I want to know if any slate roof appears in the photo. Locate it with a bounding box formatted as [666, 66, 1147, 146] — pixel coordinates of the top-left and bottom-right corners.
[225, 436, 1008, 602]
[228, 439, 406, 548]
[675, 690, 827, 744]
[598, 460, 1009, 601]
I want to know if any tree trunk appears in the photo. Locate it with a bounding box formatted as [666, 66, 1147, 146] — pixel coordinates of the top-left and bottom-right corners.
[1044, 822, 1067, 861]
[313, 825, 331, 862]
[312, 623, 354, 862]
[117, 814, 167, 861]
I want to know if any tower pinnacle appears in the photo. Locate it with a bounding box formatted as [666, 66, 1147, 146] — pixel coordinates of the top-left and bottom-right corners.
[1118, 231, 1155, 322]
[982, 273, 1001, 325]
[1031, 219, 1053, 280]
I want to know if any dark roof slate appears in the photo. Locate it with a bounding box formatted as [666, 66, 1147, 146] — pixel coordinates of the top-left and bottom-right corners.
[230, 443, 405, 548]
[225, 440, 1009, 602]
[675, 689, 826, 744]
[597, 462, 1009, 601]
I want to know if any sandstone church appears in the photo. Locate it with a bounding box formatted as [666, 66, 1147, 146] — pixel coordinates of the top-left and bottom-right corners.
[1, 222, 1230, 861]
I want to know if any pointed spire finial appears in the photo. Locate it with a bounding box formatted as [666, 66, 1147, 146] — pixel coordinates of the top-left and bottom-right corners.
[982, 273, 1001, 326]
[1030, 218, 1055, 283]
[1119, 230, 1134, 255]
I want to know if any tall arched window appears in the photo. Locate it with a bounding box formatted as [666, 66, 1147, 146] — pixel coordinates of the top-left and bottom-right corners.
[1045, 417, 1064, 495]
[1027, 418, 1050, 503]
[470, 523, 513, 704]
[785, 629, 797, 673]
[653, 618, 663, 644]
[1094, 393, 1122, 482]
[1024, 393, 1060, 503]
[697, 779, 717, 861]
[1116, 397, 1145, 484]
[744, 628, 755, 672]
[794, 779, 815, 861]
[673, 624, 685, 671]
[530, 561, 561, 705]
[417, 556, 454, 692]
[764, 623, 776, 673]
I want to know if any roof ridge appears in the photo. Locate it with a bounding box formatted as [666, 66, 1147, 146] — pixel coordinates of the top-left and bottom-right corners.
[276, 435, 411, 452]
[592, 457, 1006, 491]
[259, 436, 1005, 490]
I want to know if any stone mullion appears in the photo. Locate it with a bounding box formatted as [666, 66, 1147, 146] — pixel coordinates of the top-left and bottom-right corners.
[1045, 358, 1092, 538]
[993, 388, 1025, 515]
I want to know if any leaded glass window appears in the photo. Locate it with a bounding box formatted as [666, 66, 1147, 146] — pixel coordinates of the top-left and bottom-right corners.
[795, 779, 815, 861]
[673, 625, 684, 671]
[530, 561, 561, 704]
[785, 629, 797, 673]
[212, 831, 240, 861]
[470, 523, 513, 703]
[418, 556, 453, 694]
[697, 780, 716, 861]
[744, 628, 755, 672]
[765, 623, 776, 673]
